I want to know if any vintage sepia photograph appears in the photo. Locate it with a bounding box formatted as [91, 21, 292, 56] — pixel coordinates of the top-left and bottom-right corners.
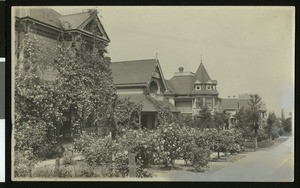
[11, 6, 294, 181]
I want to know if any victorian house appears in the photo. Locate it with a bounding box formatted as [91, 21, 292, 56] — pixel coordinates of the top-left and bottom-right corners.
[111, 58, 180, 129]
[164, 61, 222, 119]
[14, 8, 110, 140]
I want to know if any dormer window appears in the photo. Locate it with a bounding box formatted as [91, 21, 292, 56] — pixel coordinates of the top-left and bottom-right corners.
[206, 85, 211, 90]
[195, 85, 201, 90]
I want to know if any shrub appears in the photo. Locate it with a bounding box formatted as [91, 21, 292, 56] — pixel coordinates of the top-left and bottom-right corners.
[116, 129, 157, 177]
[118, 129, 158, 167]
[74, 132, 98, 154]
[137, 167, 152, 178]
[77, 166, 95, 177]
[37, 143, 65, 160]
[58, 165, 73, 178]
[80, 135, 121, 167]
[32, 166, 55, 178]
[179, 126, 198, 164]
[154, 123, 184, 167]
[257, 129, 269, 142]
[113, 152, 129, 177]
[14, 163, 30, 177]
[191, 147, 210, 172]
[14, 150, 35, 177]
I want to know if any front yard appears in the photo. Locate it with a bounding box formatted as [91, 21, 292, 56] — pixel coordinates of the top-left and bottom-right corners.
[28, 137, 288, 180]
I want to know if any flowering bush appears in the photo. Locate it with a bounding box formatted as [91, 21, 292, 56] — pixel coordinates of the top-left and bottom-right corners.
[191, 147, 211, 172]
[76, 165, 95, 177]
[117, 129, 158, 177]
[154, 123, 184, 167]
[32, 166, 55, 178]
[74, 132, 98, 153]
[83, 136, 120, 167]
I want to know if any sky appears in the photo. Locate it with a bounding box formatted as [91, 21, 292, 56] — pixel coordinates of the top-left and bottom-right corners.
[53, 6, 294, 116]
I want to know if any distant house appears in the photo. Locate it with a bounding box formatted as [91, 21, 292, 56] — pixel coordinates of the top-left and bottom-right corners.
[164, 61, 222, 118]
[111, 59, 180, 129]
[221, 93, 267, 126]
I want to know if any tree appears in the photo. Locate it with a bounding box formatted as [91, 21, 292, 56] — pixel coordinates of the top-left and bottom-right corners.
[235, 107, 251, 140]
[283, 117, 292, 135]
[113, 96, 143, 135]
[213, 112, 229, 130]
[195, 106, 213, 129]
[14, 33, 66, 176]
[53, 35, 116, 140]
[281, 109, 286, 122]
[152, 99, 176, 126]
[14, 32, 117, 166]
[247, 94, 262, 148]
[266, 112, 277, 140]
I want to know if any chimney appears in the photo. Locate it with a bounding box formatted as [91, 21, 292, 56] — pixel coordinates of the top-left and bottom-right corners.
[178, 67, 184, 72]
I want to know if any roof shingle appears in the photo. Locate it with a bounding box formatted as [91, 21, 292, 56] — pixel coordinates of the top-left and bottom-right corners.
[59, 12, 91, 30]
[111, 59, 157, 85]
[118, 93, 180, 113]
[221, 98, 239, 110]
[193, 62, 211, 83]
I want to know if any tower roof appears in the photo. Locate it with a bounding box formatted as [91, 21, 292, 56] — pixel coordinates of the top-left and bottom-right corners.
[194, 62, 211, 83]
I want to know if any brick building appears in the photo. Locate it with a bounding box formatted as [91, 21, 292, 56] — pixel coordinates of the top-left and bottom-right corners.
[14, 8, 110, 139]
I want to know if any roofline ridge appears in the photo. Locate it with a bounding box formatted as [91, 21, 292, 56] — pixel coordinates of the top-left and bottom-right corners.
[48, 8, 62, 16]
[112, 58, 156, 63]
[59, 11, 91, 17]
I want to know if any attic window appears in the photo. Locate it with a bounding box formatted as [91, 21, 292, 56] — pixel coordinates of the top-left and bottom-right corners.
[206, 85, 211, 90]
[196, 85, 201, 90]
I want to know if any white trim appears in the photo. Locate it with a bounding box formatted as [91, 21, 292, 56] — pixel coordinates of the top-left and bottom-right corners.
[0, 58, 5, 63]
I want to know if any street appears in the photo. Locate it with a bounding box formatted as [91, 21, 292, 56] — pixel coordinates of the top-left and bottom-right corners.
[151, 136, 294, 182]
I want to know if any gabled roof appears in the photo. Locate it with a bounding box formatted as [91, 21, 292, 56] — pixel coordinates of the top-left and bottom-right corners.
[111, 59, 158, 86]
[119, 93, 157, 112]
[193, 62, 211, 83]
[59, 12, 91, 30]
[146, 95, 181, 113]
[118, 93, 180, 113]
[166, 75, 195, 95]
[15, 8, 110, 42]
[221, 98, 239, 110]
[15, 8, 62, 28]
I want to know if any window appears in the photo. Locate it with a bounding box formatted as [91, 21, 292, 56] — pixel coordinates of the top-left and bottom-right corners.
[206, 85, 211, 90]
[149, 81, 159, 95]
[195, 85, 201, 90]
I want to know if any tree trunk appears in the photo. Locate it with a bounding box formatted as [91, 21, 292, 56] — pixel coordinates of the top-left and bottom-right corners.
[254, 129, 258, 149]
[29, 162, 32, 177]
[269, 125, 272, 140]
